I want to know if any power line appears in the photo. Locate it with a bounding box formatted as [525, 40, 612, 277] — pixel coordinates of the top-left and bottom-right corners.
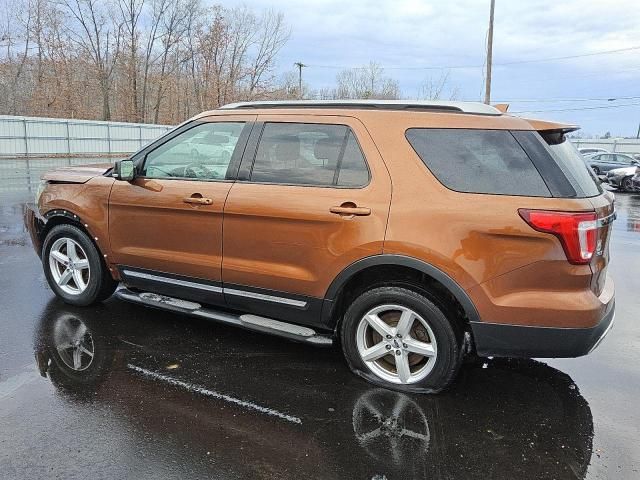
[513, 101, 640, 113]
[305, 45, 640, 71]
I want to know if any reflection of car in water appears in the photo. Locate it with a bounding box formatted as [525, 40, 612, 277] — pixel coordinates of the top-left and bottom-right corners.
[183, 131, 236, 164]
[33, 300, 594, 479]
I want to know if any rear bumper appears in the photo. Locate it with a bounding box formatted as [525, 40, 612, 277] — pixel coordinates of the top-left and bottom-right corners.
[470, 299, 615, 358]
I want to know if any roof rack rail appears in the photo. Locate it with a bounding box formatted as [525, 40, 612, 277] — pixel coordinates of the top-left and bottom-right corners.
[220, 100, 502, 116]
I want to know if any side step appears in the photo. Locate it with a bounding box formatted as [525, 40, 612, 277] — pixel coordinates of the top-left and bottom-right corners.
[115, 288, 333, 346]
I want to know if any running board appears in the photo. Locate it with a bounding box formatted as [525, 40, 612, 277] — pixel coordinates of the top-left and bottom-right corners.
[115, 288, 333, 346]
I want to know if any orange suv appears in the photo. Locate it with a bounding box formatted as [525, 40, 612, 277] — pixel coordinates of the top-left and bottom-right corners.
[25, 100, 616, 393]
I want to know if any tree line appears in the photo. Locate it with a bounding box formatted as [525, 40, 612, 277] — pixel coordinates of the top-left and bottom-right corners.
[0, 0, 292, 124]
[0, 0, 458, 125]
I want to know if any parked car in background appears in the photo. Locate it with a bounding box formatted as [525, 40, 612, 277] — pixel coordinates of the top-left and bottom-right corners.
[25, 100, 616, 393]
[605, 166, 638, 191]
[629, 167, 640, 191]
[578, 147, 609, 157]
[586, 153, 639, 175]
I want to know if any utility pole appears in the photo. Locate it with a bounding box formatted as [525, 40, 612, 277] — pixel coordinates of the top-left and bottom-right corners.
[636, 120, 640, 139]
[484, 0, 496, 104]
[294, 62, 306, 99]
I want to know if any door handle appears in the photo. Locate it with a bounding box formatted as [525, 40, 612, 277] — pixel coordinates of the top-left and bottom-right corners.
[330, 205, 371, 216]
[183, 196, 213, 205]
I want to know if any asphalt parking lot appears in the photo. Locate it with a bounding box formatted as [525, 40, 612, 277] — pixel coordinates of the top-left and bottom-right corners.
[1, 189, 639, 480]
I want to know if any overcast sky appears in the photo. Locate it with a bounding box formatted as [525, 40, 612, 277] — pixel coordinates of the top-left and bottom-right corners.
[238, 0, 640, 137]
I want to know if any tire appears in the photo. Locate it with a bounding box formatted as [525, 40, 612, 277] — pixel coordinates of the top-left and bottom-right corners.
[42, 224, 118, 306]
[622, 176, 633, 191]
[340, 286, 463, 394]
[591, 166, 600, 175]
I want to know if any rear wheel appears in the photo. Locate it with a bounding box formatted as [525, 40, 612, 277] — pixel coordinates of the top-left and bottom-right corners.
[42, 224, 118, 306]
[592, 166, 600, 175]
[340, 286, 463, 393]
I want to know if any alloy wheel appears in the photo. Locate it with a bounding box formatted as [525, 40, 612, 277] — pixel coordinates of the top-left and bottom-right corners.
[356, 304, 438, 384]
[48, 237, 91, 295]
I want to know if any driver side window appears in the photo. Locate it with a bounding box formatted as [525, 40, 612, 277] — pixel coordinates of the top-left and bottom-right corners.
[142, 122, 245, 180]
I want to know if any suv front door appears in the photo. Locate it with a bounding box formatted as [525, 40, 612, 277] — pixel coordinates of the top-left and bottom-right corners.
[109, 115, 255, 303]
[221, 115, 392, 327]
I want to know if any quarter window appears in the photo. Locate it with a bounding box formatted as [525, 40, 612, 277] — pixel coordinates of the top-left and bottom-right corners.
[250, 123, 369, 187]
[405, 128, 551, 197]
[143, 122, 245, 180]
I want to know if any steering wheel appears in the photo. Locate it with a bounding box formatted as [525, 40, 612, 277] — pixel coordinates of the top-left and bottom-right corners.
[180, 163, 217, 179]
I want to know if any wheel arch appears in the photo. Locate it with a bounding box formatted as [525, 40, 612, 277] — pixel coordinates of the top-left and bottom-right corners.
[39, 210, 115, 279]
[321, 255, 480, 331]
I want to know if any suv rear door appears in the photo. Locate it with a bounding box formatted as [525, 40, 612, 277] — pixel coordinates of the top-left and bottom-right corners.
[221, 115, 391, 327]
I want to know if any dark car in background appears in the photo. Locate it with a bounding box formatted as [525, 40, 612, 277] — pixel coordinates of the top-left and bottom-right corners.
[632, 168, 640, 192]
[586, 153, 639, 175]
[605, 166, 639, 191]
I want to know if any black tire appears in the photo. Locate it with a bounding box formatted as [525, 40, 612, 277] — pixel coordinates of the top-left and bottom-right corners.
[622, 176, 633, 191]
[340, 286, 463, 394]
[592, 166, 600, 175]
[42, 224, 118, 306]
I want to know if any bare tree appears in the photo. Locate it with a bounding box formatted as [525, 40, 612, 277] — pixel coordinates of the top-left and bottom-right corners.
[0, 1, 292, 123]
[116, 0, 144, 121]
[61, 0, 122, 120]
[335, 61, 400, 99]
[246, 9, 289, 96]
[418, 71, 460, 100]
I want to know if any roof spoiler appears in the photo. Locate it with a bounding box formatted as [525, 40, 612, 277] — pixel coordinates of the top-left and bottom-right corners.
[524, 118, 580, 134]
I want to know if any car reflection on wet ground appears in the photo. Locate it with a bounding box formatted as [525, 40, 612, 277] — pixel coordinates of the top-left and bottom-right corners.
[1, 190, 639, 479]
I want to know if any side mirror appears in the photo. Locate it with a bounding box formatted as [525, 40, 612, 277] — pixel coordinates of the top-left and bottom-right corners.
[632, 160, 640, 166]
[113, 159, 136, 181]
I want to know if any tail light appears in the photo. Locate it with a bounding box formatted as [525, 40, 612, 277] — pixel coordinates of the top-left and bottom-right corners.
[519, 209, 598, 264]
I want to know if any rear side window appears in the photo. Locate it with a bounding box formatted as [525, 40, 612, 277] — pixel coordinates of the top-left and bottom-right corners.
[537, 131, 602, 197]
[251, 123, 369, 187]
[405, 128, 551, 197]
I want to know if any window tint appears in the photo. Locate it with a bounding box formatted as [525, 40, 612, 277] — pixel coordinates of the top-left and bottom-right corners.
[251, 123, 369, 187]
[405, 128, 551, 196]
[538, 131, 602, 197]
[143, 122, 244, 180]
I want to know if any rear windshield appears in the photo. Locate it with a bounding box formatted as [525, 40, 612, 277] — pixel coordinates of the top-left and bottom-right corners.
[538, 131, 603, 197]
[405, 128, 551, 197]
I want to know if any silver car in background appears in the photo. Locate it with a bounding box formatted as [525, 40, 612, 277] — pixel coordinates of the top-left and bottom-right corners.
[606, 166, 639, 191]
[578, 147, 609, 157]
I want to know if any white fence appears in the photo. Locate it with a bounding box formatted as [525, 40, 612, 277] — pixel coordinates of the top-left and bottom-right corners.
[0, 115, 173, 157]
[571, 138, 640, 155]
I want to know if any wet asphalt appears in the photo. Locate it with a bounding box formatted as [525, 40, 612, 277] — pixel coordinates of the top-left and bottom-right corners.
[0, 190, 639, 480]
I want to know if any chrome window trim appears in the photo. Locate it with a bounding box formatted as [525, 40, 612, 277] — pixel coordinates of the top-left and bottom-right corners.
[123, 270, 223, 293]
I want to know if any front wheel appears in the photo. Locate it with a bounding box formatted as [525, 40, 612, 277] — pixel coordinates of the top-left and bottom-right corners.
[42, 224, 118, 306]
[340, 286, 463, 393]
[622, 176, 633, 191]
